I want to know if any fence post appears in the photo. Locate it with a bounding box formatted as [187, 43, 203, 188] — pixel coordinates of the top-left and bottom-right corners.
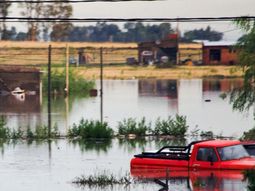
[100, 47, 103, 124]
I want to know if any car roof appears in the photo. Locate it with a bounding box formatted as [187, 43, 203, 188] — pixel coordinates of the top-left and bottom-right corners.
[195, 140, 241, 148]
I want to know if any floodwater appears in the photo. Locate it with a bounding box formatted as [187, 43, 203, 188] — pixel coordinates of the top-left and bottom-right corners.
[0, 138, 250, 191]
[0, 78, 254, 190]
[0, 78, 253, 137]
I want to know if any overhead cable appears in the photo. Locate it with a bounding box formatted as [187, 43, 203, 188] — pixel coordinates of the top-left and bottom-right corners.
[1, 16, 255, 23]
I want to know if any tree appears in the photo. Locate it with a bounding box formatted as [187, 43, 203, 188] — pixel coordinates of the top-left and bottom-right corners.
[19, 0, 72, 41]
[0, 0, 11, 40]
[182, 26, 223, 42]
[45, 1, 73, 41]
[229, 19, 255, 112]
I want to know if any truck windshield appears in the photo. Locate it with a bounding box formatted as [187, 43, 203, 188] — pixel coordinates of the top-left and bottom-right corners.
[217, 144, 249, 161]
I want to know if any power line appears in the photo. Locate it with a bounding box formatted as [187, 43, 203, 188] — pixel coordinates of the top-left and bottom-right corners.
[1, 16, 255, 23]
[0, 0, 156, 3]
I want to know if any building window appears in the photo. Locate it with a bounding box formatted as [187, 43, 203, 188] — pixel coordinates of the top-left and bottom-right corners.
[209, 49, 221, 62]
[196, 147, 218, 162]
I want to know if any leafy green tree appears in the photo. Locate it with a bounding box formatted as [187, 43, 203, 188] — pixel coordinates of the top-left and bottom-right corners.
[182, 26, 223, 42]
[230, 19, 255, 112]
[0, 0, 11, 40]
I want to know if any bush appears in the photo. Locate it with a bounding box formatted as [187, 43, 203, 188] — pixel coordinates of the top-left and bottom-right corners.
[152, 115, 188, 137]
[68, 119, 113, 139]
[117, 117, 151, 136]
[26, 124, 60, 139]
[0, 117, 10, 139]
[43, 69, 95, 95]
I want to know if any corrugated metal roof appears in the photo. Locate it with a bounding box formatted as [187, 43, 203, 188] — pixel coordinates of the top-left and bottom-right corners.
[202, 41, 237, 47]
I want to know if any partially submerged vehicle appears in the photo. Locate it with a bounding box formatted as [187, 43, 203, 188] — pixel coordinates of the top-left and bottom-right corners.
[131, 167, 248, 191]
[131, 140, 255, 170]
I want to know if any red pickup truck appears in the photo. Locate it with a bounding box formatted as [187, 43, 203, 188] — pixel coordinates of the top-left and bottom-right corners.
[131, 140, 255, 170]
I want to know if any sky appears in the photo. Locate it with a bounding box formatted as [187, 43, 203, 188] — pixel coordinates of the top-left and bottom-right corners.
[11, 0, 255, 40]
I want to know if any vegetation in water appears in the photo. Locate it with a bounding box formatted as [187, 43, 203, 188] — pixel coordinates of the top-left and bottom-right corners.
[117, 115, 188, 137]
[117, 117, 151, 137]
[152, 115, 188, 137]
[0, 117, 60, 140]
[43, 69, 95, 95]
[0, 117, 10, 139]
[68, 119, 114, 139]
[243, 169, 255, 191]
[26, 124, 60, 139]
[72, 171, 131, 187]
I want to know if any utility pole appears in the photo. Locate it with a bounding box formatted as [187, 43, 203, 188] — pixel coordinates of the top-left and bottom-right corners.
[48, 45, 52, 137]
[176, 18, 180, 65]
[65, 44, 69, 96]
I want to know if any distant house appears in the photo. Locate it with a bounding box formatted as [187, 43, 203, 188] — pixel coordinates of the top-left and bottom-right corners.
[138, 34, 178, 65]
[202, 41, 238, 65]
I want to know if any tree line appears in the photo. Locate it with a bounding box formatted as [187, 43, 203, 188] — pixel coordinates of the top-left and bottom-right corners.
[0, 1, 223, 42]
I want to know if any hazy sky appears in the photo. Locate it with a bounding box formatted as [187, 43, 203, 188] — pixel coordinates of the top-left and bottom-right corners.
[11, 0, 255, 40]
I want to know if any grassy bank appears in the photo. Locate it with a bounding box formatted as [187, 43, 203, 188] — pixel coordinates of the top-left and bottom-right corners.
[67, 65, 244, 80]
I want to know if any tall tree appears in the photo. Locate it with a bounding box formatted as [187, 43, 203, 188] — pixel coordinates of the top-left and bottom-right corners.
[0, 0, 11, 40]
[19, 0, 44, 41]
[19, 0, 72, 41]
[46, 1, 73, 41]
[229, 19, 255, 112]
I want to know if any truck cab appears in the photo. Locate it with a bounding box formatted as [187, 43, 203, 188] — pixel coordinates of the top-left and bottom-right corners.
[189, 140, 254, 170]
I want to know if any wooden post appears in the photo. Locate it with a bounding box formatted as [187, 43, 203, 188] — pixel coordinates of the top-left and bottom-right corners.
[100, 47, 103, 124]
[48, 45, 52, 137]
[65, 44, 69, 95]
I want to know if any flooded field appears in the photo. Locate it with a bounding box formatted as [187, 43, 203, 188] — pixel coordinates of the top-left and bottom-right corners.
[0, 78, 254, 190]
[0, 78, 253, 137]
[0, 138, 251, 191]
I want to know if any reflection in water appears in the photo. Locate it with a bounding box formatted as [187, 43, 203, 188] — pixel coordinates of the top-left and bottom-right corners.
[139, 79, 178, 98]
[118, 138, 148, 152]
[154, 137, 187, 148]
[0, 95, 40, 113]
[69, 139, 112, 153]
[131, 166, 248, 191]
[203, 78, 243, 92]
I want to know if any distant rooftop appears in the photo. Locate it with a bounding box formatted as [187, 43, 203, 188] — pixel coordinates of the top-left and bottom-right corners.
[0, 65, 40, 73]
[193, 40, 237, 47]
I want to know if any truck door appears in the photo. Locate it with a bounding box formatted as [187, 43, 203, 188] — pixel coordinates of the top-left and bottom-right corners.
[191, 147, 220, 170]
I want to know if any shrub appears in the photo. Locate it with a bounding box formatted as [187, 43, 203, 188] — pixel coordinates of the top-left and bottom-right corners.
[26, 124, 60, 139]
[117, 117, 151, 136]
[11, 127, 23, 139]
[43, 69, 95, 95]
[0, 117, 10, 139]
[68, 119, 113, 139]
[152, 115, 188, 137]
